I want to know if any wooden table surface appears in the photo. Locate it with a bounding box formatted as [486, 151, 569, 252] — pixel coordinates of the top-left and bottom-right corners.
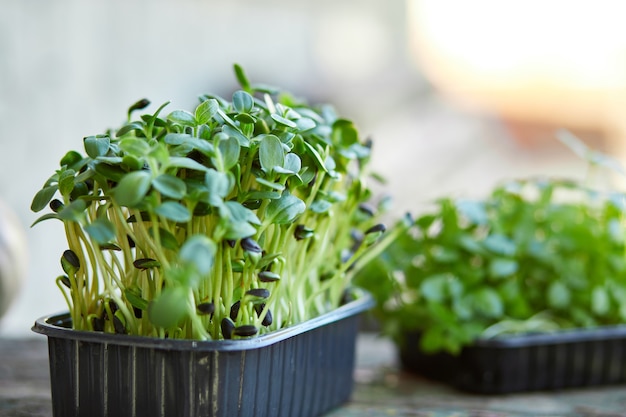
[3, 334, 626, 417]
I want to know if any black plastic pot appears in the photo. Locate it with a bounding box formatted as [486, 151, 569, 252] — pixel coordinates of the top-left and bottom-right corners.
[33, 292, 374, 417]
[400, 326, 626, 394]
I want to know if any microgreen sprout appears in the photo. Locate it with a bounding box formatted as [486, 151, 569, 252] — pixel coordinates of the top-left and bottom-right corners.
[356, 177, 626, 355]
[31, 64, 391, 340]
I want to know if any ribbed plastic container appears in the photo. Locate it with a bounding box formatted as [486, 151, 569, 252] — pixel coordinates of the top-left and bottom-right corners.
[33, 292, 374, 417]
[401, 326, 626, 394]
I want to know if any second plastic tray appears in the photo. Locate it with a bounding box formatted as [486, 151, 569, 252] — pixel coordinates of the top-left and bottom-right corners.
[400, 326, 626, 394]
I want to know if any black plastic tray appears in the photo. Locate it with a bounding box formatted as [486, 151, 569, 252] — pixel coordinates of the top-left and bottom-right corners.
[400, 326, 626, 394]
[33, 292, 374, 417]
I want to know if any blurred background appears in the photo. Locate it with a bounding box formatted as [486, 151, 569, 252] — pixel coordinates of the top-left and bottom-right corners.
[1, 0, 624, 335]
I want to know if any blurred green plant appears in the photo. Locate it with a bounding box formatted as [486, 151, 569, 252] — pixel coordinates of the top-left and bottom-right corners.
[31, 64, 391, 340]
[356, 141, 626, 354]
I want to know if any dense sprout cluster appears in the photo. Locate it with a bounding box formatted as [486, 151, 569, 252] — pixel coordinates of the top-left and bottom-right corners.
[31, 65, 389, 340]
[357, 178, 626, 354]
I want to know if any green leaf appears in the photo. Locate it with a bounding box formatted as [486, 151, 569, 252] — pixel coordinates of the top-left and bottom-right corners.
[148, 227, 180, 251]
[232, 91, 254, 113]
[167, 157, 209, 172]
[488, 258, 518, 278]
[57, 199, 87, 222]
[234, 113, 255, 124]
[420, 274, 448, 302]
[116, 122, 145, 137]
[164, 133, 191, 145]
[224, 220, 257, 240]
[483, 234, 516, 257]
[122, 155, 143, 171]
[233, 63, 251, 92]
[167, 110, 196, 127]
[224, 201, 261, 225]
[152, 174, 187, 200]
[302, 141, 328, 173]
[205, 169, 234, 205]
[222, 125, 250, 148]
[271, 113, 297, 129]
[217, 136, 240, 170]
[419, 327, 445, 354]
[592, 286, 610, 315]
[472, 288, 503, 318]
[275, 153, 301, 175]
[30, 213, 61, 227]
[548, 281, 571, 309]
[255, 177, 285, 192]
[84, 218, 116, 244]
[31, 185, 58, 212]
[296, 118, 316, 132]
[60, 150, 84, 168]
[94, 162, 126, 183]
[124, 288, 148, 311]
[58, 170, 76, 196]
[332, 119, 358, 147]
[310, 199, 332, 213]
[148, 286, 188, 328]
[119, 138, 151, 157]
[195, 99, 219, 125]
[84, 136, 111, 158]
[155, 201, 191, 222]
[265, 193, 305, 225]
[164, 133, 214, 155]
[180, 235, 217, 275]
[113, 170, 152, 208]
[456, 200, 488, 225]
[259, 135, 285, 174]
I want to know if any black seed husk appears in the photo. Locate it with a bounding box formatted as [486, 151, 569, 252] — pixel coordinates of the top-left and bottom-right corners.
[230, 300, 241, 321]
[241, 237, 262, 253]
[226, 240, 236, 248]
[59, 275, 71, 288]
[113, 315, 127, 334]
[49, 199, 64, 213]
[358, 203, 376, 217]
[261, 309, 272, 326]
[243, 199, 261, 210]
[99, 243, 122, 251]
[108, 300, 119, 315]
[221, 318, 235, 339]
[365, 223, 386, 234]
[127, 235, 136, 248]
[294, 224, 314, 240]
[254, 304, 273, 326]
[133, 306, 142, 319]
[63, 250, 80, 268]
[350, 229, 364, 244]
[126, 212, 150, 223]
[129, 98, 151, 113]
[197, 302, 215, 315]
[91, 316, 104, 332]
[233, 325, 258, 337]
[133, 258, 160, 270]
[245, 288, 270, 299]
